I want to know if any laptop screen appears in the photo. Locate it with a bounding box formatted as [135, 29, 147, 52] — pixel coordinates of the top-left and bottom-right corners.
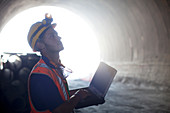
[89, 62, 117, 97]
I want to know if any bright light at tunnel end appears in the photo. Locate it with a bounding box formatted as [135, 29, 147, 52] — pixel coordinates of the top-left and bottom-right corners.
[0, 6, 100, 80]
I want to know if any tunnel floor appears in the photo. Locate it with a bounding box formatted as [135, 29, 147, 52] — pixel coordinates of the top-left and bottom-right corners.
[68, 79, 170, 113]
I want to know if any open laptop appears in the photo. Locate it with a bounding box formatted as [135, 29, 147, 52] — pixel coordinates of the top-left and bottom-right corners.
[74, 62, 117, 109]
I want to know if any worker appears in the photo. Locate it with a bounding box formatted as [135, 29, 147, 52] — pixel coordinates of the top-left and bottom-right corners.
[27, 13, 89, 113]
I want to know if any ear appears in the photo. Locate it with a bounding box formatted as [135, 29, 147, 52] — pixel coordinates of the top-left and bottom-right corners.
[36, 41, 45, 51]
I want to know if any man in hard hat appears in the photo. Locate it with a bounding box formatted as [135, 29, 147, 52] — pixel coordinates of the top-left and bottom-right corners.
[27, 13, 89, 113]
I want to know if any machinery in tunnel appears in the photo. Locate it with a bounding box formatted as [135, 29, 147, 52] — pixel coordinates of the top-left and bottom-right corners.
[0, 53, 40, 113]
[0, 0, 170, 113]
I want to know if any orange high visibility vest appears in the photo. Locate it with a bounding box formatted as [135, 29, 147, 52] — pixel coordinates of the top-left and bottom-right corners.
[28, 59, 70, 113]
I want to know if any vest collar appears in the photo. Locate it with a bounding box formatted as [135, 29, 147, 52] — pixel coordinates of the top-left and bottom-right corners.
[41, 55, 64, 69]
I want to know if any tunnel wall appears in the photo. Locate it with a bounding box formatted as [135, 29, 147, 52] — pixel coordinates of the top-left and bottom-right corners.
[0, 0, 170, 87]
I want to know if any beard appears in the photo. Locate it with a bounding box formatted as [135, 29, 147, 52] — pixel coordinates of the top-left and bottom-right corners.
[44, 42, 64, 53]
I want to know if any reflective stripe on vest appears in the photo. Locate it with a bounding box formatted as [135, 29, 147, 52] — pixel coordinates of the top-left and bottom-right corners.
[28, 59, 70, 113]
[33, 63, 68, 100]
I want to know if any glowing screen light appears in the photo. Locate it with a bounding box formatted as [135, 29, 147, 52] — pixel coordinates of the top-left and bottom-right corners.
[0, 6, 100, 80]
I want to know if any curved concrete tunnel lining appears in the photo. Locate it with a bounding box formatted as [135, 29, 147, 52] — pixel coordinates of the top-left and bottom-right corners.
[0, 6, 101, 80]
[0, 1, 170, 113]
[82, 0, 170, 86]
[0, 0, 169, 87]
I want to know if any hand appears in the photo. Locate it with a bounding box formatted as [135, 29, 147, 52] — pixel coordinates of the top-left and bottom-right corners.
[75, 89, 90, 100]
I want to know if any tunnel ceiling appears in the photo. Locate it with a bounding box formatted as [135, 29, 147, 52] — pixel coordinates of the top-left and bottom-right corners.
[0, 0, 170, 86]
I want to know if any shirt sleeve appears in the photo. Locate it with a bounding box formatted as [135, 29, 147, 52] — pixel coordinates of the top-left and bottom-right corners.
[30, 73, 64, 111]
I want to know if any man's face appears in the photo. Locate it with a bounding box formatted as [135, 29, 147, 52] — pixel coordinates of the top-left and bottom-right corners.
[42, 27, 64, 52]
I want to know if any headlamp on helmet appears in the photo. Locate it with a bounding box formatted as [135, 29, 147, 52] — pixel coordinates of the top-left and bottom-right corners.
[27, 13, 56, 51]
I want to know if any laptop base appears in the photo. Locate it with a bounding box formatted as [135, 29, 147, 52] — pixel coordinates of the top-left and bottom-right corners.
[71, 88, 105, 109]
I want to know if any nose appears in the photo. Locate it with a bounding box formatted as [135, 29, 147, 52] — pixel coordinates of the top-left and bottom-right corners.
[58, 36, 61, 40]
[56, 36, 61, 40]
[54, 33, 61, 40]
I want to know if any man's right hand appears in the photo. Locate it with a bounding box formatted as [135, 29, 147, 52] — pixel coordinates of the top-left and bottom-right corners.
[75, 89, 90, 100]
[52, 89, 91, 113]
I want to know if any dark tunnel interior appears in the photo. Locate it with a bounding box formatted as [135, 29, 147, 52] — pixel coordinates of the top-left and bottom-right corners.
[0, 0, 170, 113]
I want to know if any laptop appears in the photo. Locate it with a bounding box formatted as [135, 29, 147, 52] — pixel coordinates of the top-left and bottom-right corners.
[74, 62, 117, 109]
